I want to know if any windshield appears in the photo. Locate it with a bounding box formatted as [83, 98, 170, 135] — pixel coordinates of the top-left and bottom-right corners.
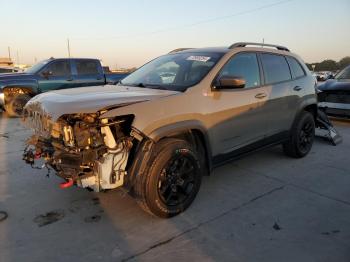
[25, 60, 50, 74]
[119, 52, 224, 92]
[335, 66, 350, 80]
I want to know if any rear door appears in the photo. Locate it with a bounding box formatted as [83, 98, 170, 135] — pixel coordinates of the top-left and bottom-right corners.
[258, 53, 295, 137]
[72, 59, 105, 87]
[38, 59, 75, 92]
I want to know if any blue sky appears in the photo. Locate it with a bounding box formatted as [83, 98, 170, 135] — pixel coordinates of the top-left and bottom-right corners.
[1, 0, 349, 68]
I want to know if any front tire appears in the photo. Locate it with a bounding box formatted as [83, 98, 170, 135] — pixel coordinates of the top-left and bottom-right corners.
[283, 111, 315, 158]
[4, 94, 31, 117]
[134, 138, 202, 218]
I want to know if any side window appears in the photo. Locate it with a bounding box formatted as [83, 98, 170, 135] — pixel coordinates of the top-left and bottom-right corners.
[260, 54, 291, 84]
[76, 60, 100, 75]
[219, 53, 260, 88]
[46, 61, 71, 77]
[286, 56, 305, 79]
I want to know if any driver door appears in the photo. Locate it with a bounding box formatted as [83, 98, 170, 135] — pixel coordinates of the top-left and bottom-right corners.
[207, 52, 270, 157]
[38, 60, 75, 92]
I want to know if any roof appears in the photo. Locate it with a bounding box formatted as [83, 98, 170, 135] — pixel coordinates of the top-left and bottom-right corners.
[169, 42, 291, 55]
[170, 47, 230, 54]
[46, 57, 100, 61]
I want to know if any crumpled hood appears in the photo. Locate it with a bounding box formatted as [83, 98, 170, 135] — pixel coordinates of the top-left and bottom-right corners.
[318, 79, 350, 92]
[24, 85, 179, 121]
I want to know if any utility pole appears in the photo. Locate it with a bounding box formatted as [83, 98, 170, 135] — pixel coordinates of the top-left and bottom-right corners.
[67, 38, 71, 58]
[16, 50, 20, 65]
[8, 46, 11, 60]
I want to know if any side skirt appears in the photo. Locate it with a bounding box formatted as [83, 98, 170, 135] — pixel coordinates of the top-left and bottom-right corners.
[212, 131, 289, 169]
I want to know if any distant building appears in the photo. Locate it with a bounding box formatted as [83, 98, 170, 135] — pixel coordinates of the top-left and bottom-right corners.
[0, 57, 14, 67]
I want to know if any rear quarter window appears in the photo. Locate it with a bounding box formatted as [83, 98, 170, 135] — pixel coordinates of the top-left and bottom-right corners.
[260, 53, 291, 84]
[286, 56, 305, 79]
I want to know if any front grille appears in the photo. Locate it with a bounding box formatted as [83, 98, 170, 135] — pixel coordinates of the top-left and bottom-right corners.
[323, 92, 350, 104]
[324, 108, 350, 117]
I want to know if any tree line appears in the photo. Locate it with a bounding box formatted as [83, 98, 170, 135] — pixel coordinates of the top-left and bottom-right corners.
[306, 56, 350, 72]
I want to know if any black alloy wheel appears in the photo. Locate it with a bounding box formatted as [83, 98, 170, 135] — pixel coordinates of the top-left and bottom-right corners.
[298, 121, 314, 154]
[158, 153, 197, 207]
[134, 138, 202, 218]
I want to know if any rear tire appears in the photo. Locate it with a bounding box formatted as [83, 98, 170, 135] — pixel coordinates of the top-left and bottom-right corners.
[283, 111, 315, 158]
[4, 94, 31, 117]
[134, 138, 202, 218]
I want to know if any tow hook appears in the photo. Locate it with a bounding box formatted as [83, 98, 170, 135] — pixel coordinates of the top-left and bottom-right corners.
[34, 152, 41, 159]
[59, 178, 74, 189]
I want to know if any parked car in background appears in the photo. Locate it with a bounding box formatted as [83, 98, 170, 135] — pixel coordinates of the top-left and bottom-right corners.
[318, 65, 350, 118]
[0, 67, 20, 74]
[316, 71, 332, 81]
[0, 58, 129, 116]
[23, 42, 317, 217]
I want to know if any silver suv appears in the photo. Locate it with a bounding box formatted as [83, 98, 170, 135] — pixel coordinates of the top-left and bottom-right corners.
[23, 42, 317, 217]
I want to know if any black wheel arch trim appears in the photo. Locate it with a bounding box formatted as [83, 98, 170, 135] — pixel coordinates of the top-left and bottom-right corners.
[147, 120, 213, 172]
[289, 96, 317, 133]
[2, 81, 39, 100]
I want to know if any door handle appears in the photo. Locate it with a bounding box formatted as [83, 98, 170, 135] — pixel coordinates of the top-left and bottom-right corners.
[255, 93, 267, 99]
[96, 77, 102, 80]
[66, 78, 74, 82]
[294, 86, 302, 91]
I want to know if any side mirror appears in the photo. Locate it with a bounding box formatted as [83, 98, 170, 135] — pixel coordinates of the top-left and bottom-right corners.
[213, 76, 246, 90]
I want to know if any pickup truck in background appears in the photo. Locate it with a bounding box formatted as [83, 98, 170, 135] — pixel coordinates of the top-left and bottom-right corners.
[0, 58, 129, 116]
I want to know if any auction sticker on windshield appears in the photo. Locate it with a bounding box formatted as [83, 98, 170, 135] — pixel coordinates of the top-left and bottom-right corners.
[186, 56, 211, 62]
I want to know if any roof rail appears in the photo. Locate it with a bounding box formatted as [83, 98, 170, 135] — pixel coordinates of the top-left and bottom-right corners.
[168, 48, 194, 54]
[229, 42, 290, 52]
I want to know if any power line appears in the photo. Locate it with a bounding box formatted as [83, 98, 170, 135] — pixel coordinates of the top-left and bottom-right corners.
[71, 0, 294, 41]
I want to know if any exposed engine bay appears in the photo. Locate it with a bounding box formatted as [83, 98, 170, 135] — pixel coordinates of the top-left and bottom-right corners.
[23, 112, 140, 192]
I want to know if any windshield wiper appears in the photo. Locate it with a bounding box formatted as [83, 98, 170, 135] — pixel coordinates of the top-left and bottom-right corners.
[118, 82, 168, 90]
[132, 83, 167, 90]
[143, 84, 168, 90]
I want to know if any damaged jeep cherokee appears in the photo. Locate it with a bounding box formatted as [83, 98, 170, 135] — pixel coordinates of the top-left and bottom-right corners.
[23, 42, 317, 217]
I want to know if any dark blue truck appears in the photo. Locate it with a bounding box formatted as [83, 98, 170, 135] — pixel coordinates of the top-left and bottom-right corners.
[0, 58, 128, 116]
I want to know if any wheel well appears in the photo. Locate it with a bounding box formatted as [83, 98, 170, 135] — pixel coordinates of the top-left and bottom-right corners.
[3, 87, 34, 100]
[161, 129, 211, 175]
[303, 104, 317, 120]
